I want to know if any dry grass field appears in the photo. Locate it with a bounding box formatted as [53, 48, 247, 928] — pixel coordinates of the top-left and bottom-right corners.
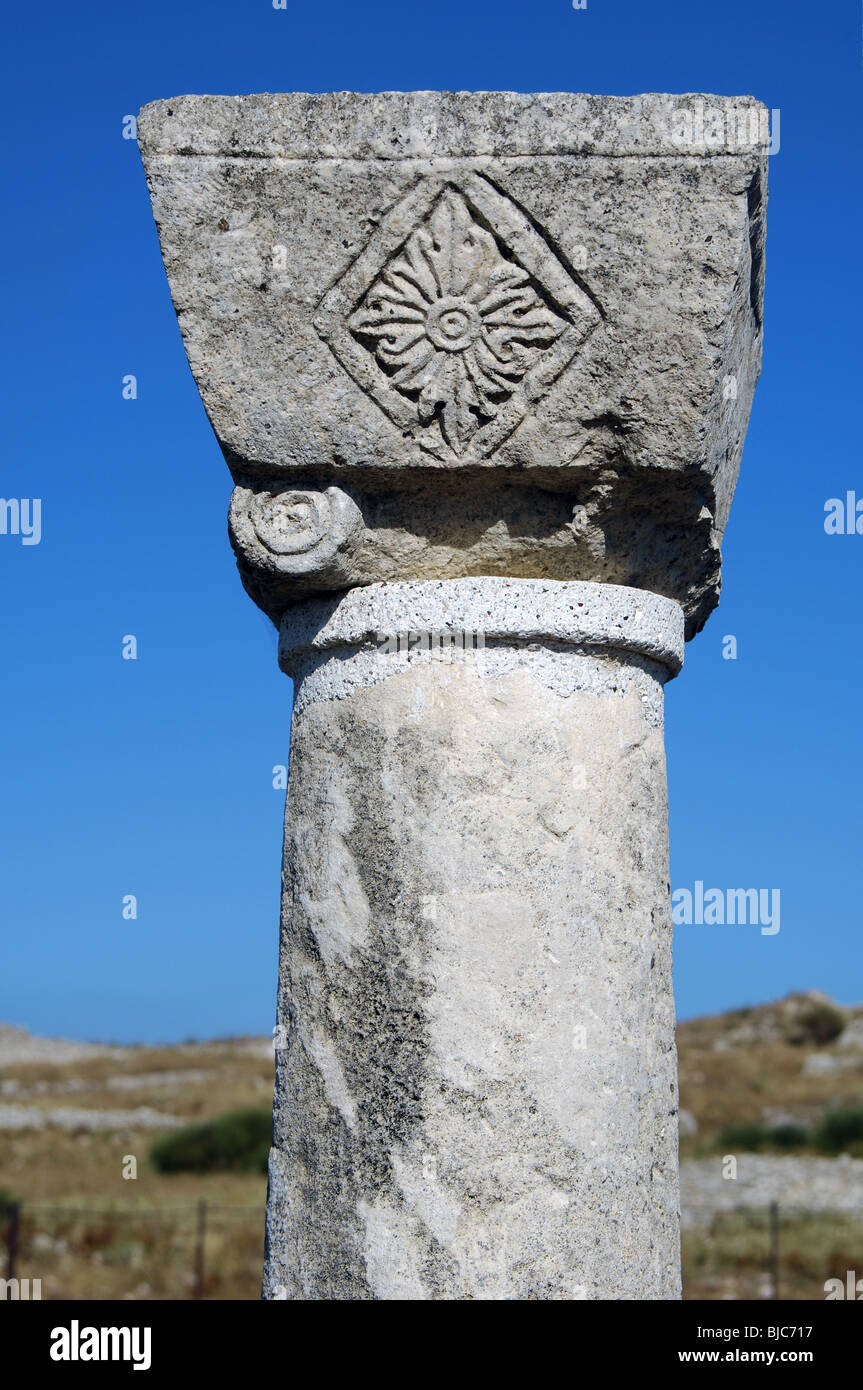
[1, 990, 861, 1299]
[0, 1038, 272, 1298]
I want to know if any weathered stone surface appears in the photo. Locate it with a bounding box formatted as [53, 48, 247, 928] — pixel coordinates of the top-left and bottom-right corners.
[229, 484, 364, 606]
[263, 578, 682, 1300]
[138, 91, 767, 636]
[139, 90, 767, 1301]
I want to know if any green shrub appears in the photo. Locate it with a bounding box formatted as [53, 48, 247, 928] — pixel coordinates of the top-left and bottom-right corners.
[815, 1107, 863, 1156]
[788, 1004, 845, 1046]
[717, 1121, 768, 1152]
[767, 1123, 809, 1150]
[150, 1108, 271, 1174]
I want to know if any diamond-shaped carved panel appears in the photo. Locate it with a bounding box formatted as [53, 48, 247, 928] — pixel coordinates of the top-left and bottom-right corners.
[314, 172, 602, 464]
[349, 188, 569, 456]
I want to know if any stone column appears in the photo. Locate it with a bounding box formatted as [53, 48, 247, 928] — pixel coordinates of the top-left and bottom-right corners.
[268, 579, 682, 1299]
[139, 91, 767, 1299]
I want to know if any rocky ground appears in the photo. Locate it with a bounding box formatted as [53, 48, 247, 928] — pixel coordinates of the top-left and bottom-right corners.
[681, 1155, 863, 1224]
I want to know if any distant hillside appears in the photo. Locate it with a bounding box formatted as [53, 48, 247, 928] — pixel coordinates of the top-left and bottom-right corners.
[3, 989, 861, 1161]
[677, 991, 863, 1157]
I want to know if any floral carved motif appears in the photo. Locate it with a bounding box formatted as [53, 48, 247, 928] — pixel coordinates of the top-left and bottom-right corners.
[349, 189, 568, 455]
[314, 174, 601, 463]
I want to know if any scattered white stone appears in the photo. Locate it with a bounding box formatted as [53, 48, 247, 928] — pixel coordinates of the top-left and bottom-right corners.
[0, 1104, 184, 1132]
[0, 1025, 122, 1067]
[837, 1016, 863, 1050]
[681, 1156, 863, 1227]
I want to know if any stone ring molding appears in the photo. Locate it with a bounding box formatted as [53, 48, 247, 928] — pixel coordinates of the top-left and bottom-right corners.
[278, 578, 685, 719]
[279, 578, 685, 677]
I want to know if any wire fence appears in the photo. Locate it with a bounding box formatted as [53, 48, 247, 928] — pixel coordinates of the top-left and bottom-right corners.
[2, 1199, 861, 1300]
[681, 1201, 863, 1301]
[0, 1200, 265, 1300]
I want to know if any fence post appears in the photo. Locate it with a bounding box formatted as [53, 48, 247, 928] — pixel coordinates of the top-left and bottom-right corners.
[769, 1201, 780, 1300]
[5, 1203, 20, 1285]
[193, 1200, 207, 1299]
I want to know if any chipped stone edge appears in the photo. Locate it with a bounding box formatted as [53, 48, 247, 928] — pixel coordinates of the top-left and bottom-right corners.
[137, 91, 770, 161]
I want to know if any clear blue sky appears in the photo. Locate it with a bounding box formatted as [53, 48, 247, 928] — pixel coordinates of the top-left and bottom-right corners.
[1, 0, 860, 1042]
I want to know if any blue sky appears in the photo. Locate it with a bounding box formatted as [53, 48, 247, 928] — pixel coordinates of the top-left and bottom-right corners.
[1, 0, 860, 1042]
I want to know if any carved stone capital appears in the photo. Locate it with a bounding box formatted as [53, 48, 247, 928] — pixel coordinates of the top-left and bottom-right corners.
[140, 91, 766, 636]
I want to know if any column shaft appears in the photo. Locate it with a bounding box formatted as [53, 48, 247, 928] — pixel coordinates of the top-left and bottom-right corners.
[264, 579, 683, 1300]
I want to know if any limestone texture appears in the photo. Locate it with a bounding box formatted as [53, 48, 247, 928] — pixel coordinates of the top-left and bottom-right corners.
[263, 579, 683, 1300]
